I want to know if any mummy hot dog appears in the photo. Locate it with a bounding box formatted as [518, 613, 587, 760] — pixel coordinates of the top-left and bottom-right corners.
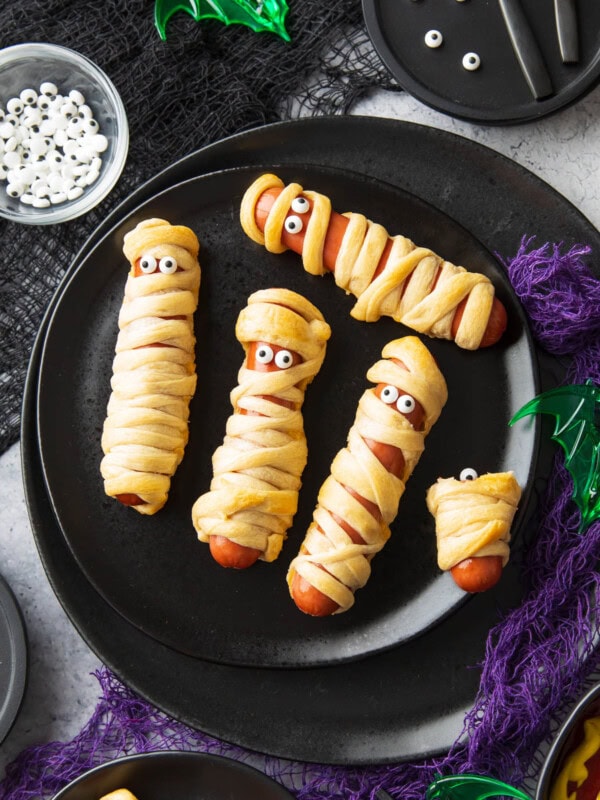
[426, 469, 522, 592]
[287, 336, 448, 616]
[191, 288, 331, 568]
[240, 173, 507, 350]
[100, 218, 201, 515]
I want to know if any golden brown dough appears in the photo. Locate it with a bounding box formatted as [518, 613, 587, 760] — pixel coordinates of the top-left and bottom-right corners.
[191, 288, 331, 563]
[100, 218, 201, 515]
[99, 791, 139, 800]
[287, 336, 448, 613]
[426, 471, 522, 570]
[240, 173, 497, 350]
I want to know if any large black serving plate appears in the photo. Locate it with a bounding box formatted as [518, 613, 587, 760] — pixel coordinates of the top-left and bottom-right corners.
[36, 163, 536, 669]
[23, 116, 600, 765]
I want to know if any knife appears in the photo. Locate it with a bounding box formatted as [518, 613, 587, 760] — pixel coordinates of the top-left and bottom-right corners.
[554, 0, 579, 63]
[498, 0, 554, 100]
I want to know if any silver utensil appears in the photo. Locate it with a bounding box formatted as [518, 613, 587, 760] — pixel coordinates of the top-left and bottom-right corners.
[498, 0, 554, 99]
[554, 0, 579, 62]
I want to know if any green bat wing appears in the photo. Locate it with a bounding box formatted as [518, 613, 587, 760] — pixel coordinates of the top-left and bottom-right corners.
[426, 774, 530, 800]
[509, 380, 600, 532]
[155, 0, 290, 41]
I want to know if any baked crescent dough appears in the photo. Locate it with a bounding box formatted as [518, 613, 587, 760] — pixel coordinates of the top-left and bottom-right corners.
[426, 471, 522, 570]
[240, 173, 497, 350]
[191, 288, 331, 563]
[287, 336, 448, 613]
[100, 792, 139, 800]
[100, 218, 201, 515]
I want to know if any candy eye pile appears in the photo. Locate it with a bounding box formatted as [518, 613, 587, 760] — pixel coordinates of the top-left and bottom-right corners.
[0, 81, 108, 209]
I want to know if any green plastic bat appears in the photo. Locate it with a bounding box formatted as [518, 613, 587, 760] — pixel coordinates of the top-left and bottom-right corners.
[426, 774, 531, 800]
[154, 0, 290, 41]
[509, 380, 600, 532]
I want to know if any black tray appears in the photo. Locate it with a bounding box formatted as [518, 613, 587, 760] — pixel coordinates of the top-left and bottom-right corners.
[363, 0, 600, 124]
[0, 571, 27, 745]
[22, 116, 600, 765]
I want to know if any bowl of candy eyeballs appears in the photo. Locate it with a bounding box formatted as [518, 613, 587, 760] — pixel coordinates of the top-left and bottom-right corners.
[0, 42, 128, 224]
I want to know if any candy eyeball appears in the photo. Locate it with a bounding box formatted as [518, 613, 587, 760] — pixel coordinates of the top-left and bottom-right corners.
[291, 196, 310, 214]
[397, 394, 416, 414]
[462, 52, 481, 71]
[380, 385, 400, 405]
[274, 349, 293, 369]
[424, 29, 443, 48]
[255, 344, 274, 365]
[159, 256, 177, 274]
[459, 467, 479, 481]
[40, 81, 58, 96]
[284, 214, 303, 234]
[6, 97, 24, 116]
[138, 254, 158, 274]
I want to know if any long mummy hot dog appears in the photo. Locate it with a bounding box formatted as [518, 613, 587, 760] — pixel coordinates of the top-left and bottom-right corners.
[191, 288, 331, 568]
[100, 218, 201, 515]
[287, 336, 448, 616]
[426, 469, 522, 592]
[240, 174, 507, 350]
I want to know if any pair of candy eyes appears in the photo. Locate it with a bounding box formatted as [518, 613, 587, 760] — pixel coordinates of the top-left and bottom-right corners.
[283, 195, 310, 235]
[138, 254, 178, 275]
[255, 345, 294, 369]
[380, 384, 416, 414]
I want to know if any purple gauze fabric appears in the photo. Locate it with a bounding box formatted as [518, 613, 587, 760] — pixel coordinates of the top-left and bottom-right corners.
[2, 237, 600, 800]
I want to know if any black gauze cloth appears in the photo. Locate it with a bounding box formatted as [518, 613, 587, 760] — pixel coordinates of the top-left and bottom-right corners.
[0, 0, 398, 453]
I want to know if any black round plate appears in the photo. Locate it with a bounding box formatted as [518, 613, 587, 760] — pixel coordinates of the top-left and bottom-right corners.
[362, 0, 600, 124]
[0, 572, 27, 745]
[22, 117, 600, 766]
[52, 751, 294, 800]
[36, 163, 536, 669]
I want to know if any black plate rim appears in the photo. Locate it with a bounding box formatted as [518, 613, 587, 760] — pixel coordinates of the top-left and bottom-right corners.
[51, 750, 296, 800]
[0, 571, 28, 745]
[20, 116, 600, 766]
[34, 161, 538, 669]
[361, 0, 600, 125]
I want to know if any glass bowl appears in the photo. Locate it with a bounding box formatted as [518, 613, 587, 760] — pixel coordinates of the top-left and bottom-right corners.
[0, 42, 129, 224]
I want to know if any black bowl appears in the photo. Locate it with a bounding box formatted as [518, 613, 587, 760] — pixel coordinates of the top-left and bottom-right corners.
[536, 683, 600, 800]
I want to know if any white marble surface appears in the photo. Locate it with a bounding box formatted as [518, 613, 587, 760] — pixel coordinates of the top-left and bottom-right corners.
[1, 80, 600, 783]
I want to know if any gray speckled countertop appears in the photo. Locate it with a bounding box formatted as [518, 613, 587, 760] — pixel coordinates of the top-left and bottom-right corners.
[1, 84, 600, 779]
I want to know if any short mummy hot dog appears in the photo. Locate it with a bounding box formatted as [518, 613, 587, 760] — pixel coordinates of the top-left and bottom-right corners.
[100, 218, 201, 515]
[240, 173, 507, 350]
[426, 469, 522, 592]
[287, 336, 448, 616]
[191, 288, 331, 568]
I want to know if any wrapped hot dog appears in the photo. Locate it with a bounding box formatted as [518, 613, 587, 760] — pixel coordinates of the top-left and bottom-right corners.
[100, 218, 201, 515]
[426, 470, 522, 592]
[192, 288, 331, 568]
[240, 173, 507, 350]
[287, 335, 448, 615]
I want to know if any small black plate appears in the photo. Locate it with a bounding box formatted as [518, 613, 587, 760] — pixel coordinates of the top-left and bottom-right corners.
[52, 751, 294, 800]
[0, 572, 27, 745]
[362, 0, 600, 124]
[36, 164, 536, 669]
